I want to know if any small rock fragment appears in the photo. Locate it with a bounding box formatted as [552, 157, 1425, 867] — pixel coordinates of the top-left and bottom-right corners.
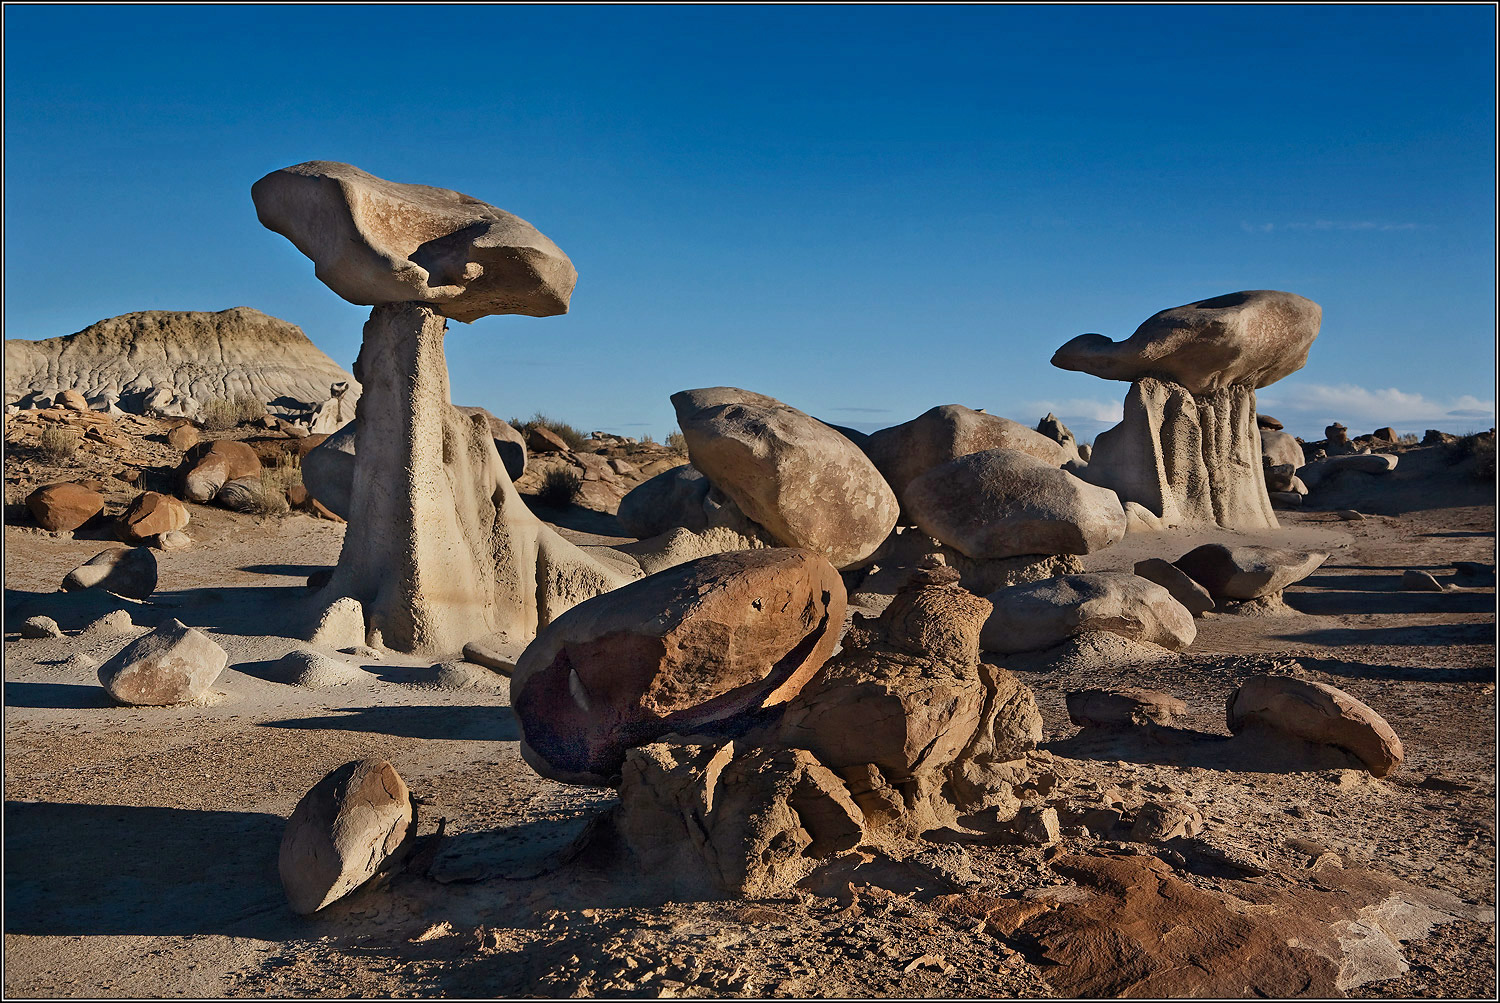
[1066, 688, 1186, 728]
[19, 615, 63, 639]
[1400, 570, 1446, 592]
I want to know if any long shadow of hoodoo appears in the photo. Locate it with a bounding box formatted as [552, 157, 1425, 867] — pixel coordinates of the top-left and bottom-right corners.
[3, 801, 293, 938]
[259, 705, 519, 742]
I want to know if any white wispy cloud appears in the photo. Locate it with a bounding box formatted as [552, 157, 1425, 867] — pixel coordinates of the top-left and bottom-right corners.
[1256, 383, 1495, 436]
[1241, 220, 1422, 234]
[1019, 397, 1124, 424]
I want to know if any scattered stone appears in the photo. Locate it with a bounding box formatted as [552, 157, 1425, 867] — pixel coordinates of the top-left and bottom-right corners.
[55, 388, 91, 412]
[26, 482, 105, 532]
[214, 476, 263, 513]
[82, 609, 135, 634]
[1298, 452, 1398, 489]
[19, 615, 63, 639]
[672, 387, 899, 568]
[1268, 490, 1303, 508]
[1129, 801, 1204, 842]
[863, 404, 1070, 504]
[1172, 544, 1327, 600]
[995, 805, 1061, 846]
[904, 448, 1126, 560]
[62, 547, 159, 600]
[1400, 570, 1446, 592]
[429, 660, 506, 691]
[1066, 688, 1186, 728]
[116, 491, 190, 544]
[461, 637, 518, 674]
[266, 649, 367, 688]
[1131, 558, 1215, 616]
[96, 617, 228, 705]
[513, 549, 846, 784]
[981, 573, 1195, 655]
[308, 596, 367, 649]
[1227, 675, 1404, 777]
[1336, 509, 1365, 521]
[154, 530, 192, 551]
[181, 439, 262, 503]
[526, 424, 571, 453]
[278, 758, 416, 914]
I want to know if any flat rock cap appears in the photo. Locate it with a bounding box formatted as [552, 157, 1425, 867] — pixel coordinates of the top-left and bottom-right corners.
[1051, 290, 1321, 394]
[251, 161, 576, 323]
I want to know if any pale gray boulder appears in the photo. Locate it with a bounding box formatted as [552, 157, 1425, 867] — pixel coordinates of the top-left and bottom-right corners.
[616, 464, 711, 538]
[278, 758, 416, 914]
[980, 572, 1196, 654]
[96, 618, 228, 705]
[19, 616, 63, 639]
[672, 387, 899, 569]
[863, 404, 1069, 505]
[62, 547, 159, 600]
[903, 447, 1125, 560]
[1173, 544, 1328, 600]
[252, 161, 576, 324]
[1260, 428, 1306, 470]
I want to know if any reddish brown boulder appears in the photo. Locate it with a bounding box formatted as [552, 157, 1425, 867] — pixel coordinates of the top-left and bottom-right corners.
[512, 548, 847, 784]
[1227, 675, 1403, 777]
[166, 423, 200, 451]
[526, 424, 571, 453]
[181, 439, 261, 502]
[116, 491, 190, 543]
[26, 482, 105, 531]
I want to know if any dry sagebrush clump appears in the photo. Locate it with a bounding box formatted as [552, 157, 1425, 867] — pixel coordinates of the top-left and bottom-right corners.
[536, 467, 583, 508]
[38, 426, 80, 463]
[199, 395, 268, 431]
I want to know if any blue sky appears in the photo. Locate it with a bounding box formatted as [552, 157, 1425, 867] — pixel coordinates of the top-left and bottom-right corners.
[5, 5, 1495, 441]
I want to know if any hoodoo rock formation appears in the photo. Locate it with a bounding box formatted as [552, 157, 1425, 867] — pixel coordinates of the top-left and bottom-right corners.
[1052, 290, 1322, 531]
[253, 161, 636, 654]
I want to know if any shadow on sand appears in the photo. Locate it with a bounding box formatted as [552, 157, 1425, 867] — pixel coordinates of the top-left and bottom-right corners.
[3, 800, 294, 938]
[260, 705, 518, 742]
[3, 681, 114, 709]
[1045, 724, 1364, 774]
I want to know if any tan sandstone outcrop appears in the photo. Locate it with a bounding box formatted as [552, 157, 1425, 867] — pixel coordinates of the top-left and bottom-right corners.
[672, 387, 899, 569]
[512, 549, 846, 785]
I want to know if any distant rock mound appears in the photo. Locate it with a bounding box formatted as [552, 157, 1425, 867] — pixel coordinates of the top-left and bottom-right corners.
[4, 307, 359, 415]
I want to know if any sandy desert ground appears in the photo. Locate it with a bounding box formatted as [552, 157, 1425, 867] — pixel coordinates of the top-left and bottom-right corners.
[3, 438, 1496, 999]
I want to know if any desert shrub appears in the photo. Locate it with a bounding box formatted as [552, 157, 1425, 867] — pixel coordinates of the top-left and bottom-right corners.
[38, 426, 79, 463]
[251, 453, 301, 516]
[1397, 432, 1419, 445]
[200, 395, 267, 431]
[511, 412, 589, 451]
[1474, 435, 1496, 481]
[666, 430, 688, 454]
[536, 467, 583, 508]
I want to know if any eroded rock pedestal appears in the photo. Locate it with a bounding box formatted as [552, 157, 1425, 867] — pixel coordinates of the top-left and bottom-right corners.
[313, 303, 635, 654]
[1053, 290, 1322, 531]
[1080, 377, 1277, 530]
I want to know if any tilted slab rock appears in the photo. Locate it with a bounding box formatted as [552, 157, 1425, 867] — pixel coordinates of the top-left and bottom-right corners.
[1132, 557, 1215, 616]
[1172, 543, 1327, 600]
[62, 547, 159, 600]
[96, 617, 227, 705]
[252, 161, 576, 323]
[26, 481, 104, 532]
[981, 572, 1196, 655]
[904, 448, 1125, 560]
[1066, 687, 1186, 728]
[1298, 452, 1398, 489]
[863, 404, 1068, 505]
[513, 549, 846, 784]
[1051, 290, 1321, 395]
[278, 759, 416, 914]
[1227, 675, 1403, 777]
[616, 740, 863, 899]
[673, 387, 898, 569]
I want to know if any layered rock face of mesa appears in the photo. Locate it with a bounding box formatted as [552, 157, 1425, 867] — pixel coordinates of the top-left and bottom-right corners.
[4, 307, 359, 414]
